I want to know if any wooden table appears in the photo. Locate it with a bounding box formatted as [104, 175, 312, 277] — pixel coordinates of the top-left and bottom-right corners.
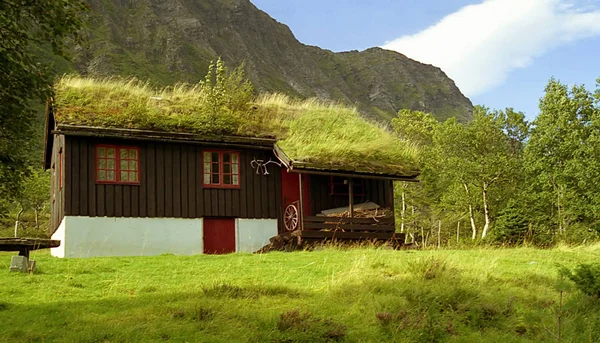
[0, 238, 60, 258]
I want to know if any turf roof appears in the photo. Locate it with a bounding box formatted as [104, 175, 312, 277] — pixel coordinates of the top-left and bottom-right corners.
[53, 76, 419, 177]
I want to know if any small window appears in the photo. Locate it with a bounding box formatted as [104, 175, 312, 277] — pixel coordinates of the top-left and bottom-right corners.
[203, 151, 240, 188]
[96, 145, 140, 184]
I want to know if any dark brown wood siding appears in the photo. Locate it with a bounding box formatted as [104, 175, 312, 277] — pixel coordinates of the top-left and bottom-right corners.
[50, 134, 66, 234]
[63, 136, 281, 219]
[308, 175, 394, 215]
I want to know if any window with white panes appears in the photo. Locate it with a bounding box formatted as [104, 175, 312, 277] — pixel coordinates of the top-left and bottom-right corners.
[96, 145, 140, 184]
[203, 151, 240, 188]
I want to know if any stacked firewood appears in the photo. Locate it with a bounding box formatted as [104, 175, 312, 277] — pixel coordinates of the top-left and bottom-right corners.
[325, 207, 393, 220]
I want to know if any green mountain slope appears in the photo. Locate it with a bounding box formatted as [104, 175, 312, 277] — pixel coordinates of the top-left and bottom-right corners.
[70, 0, 473, 122]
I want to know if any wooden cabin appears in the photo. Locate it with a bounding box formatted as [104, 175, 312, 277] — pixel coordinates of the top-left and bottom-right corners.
[45, 78, 419, 258]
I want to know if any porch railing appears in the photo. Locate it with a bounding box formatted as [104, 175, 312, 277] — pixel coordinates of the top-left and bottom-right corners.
[300, 216, 395, 240]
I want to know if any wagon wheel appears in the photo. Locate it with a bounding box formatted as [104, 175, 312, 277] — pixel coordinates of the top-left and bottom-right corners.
[284, 203, 299, 231]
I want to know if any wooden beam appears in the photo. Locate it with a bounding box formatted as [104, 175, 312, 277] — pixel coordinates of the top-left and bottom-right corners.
[348, 177, 354, 218]
[302, 223, 395, 232]
[303, 216, 394, 224]
[285, 168, 419, 182]
[298, 174, 304, 231]
[54, 124, 276, 148]
[299, 230, 394, 240]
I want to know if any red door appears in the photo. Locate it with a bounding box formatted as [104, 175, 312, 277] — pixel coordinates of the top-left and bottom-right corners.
[203, 218, 236, 254]
[281, 169, 310, 231]
[281, 169, 300, 208]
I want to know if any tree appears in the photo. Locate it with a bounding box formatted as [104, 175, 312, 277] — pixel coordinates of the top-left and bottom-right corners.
[391, 110, 439, 241]
[525, 78, 600, 239]
[200, 58, 255, 134]
[0, 0, 86, 198]
[431, 107, 526, 239]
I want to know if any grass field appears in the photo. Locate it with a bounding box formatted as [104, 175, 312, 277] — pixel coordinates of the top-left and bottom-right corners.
[1, 246, 599, 342]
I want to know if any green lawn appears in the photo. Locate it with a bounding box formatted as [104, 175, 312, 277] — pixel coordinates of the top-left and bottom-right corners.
[1, 246, 599, 342]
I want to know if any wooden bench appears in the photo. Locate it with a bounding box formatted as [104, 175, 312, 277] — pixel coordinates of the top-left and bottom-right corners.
[0, 238, 60, 258]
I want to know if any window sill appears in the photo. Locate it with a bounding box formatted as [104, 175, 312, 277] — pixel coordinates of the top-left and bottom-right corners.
[95, 181, 141, 185]
[203, 184, 241, 189]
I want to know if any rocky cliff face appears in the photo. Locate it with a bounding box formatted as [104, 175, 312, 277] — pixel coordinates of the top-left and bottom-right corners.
[74, 0, 472, 121]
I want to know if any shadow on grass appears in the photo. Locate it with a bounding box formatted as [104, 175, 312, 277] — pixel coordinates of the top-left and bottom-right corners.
[0, 283, 317, 343]
[2, 261, 600, 343]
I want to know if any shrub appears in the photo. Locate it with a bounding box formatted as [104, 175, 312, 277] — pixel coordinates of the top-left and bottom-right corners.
[493, 199, 529, 245]
[276, 309, 347, 342]
[561, 263, 600, 299]
[408, 257, 449, 280]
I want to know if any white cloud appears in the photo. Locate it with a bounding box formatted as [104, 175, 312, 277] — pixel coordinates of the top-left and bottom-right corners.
[381, 0, 600, 96]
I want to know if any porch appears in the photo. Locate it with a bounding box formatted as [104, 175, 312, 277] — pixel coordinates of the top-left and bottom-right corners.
[299, 215, 396, 240]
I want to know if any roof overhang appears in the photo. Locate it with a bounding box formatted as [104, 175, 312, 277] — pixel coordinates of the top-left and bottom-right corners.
[43, 100, 55, 170]
[52, 124, 277, 151]
[273, 144, 419, 182]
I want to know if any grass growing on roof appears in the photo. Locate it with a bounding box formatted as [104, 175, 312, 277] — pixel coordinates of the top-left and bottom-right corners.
[255, 94, 419, 175]
[53, 76, 418, 175]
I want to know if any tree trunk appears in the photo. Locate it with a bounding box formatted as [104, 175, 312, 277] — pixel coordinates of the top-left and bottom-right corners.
[437, 220, 441, 248]
[469, 205, 476, 240]
[34, 208, 39, 230]
[557, 185, 563, 234]
[400, 190, 406, 233]
[552, 178, 564, 235]
[481, 184, 491, 239]
[463, 183, 477, 239]
[406, 205, 416, 244]
[14, 207, 24, 238]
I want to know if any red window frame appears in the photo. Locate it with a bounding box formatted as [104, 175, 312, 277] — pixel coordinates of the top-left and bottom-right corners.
[202, 150, 240, 189]
[95, 144, 140, 185]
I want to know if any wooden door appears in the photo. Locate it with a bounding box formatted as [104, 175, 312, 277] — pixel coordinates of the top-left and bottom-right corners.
[281, 169, 310, 231]
[281, 169, 300, 208]
[203, 218, 236, 254]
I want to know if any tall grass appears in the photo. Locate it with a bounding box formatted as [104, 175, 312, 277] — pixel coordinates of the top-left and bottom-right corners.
[54, 77, 419, 175]
[255, 94, 419, 175]
[1, 247, 600, 342]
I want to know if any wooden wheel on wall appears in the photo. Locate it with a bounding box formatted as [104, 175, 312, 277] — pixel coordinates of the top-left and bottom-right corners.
[284, 202, 299, 231]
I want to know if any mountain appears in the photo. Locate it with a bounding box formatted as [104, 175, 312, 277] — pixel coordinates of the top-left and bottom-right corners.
[69, 0, 473, 122]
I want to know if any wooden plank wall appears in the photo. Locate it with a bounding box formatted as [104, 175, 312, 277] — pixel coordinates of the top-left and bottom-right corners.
[308, 175, 394, 215]
[50, 135, 66, 234]
[63, 136, 282, 220]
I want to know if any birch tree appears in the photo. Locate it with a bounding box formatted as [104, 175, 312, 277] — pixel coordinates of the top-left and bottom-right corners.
[433, 107, 524, 239]
[525, 78, 600, 237]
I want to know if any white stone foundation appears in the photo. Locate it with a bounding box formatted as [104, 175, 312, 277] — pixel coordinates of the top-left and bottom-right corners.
[50, 216, 278, 258]
[51, 216, 204, 258]
[236, 219, 278, 253]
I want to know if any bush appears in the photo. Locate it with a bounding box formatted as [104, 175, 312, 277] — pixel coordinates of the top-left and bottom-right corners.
[561, 263, 600, 299]
[493, 199, 529, 245]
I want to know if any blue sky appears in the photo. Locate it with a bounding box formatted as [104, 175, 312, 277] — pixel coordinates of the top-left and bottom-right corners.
[251, 0, 600, 120]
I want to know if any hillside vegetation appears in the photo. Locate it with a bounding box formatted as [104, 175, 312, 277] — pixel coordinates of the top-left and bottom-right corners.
[55, 0, 473, 122]
[1, 247, 599, 342]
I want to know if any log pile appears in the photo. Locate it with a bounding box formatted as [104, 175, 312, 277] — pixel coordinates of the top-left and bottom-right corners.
[323, 207, 393, 220]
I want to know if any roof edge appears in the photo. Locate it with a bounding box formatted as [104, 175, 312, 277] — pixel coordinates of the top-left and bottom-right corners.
[54, 124, 277, 148]
[273, 144, 420, 181]
[43, 100, 55, 170]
